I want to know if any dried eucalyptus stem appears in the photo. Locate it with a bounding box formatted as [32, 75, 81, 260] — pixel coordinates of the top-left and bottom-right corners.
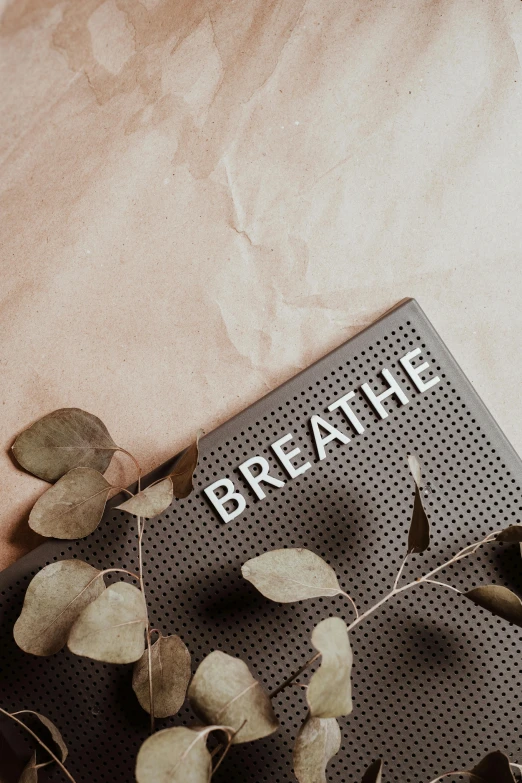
[0, 707, 78, 783]
[9, 410, 522, 783]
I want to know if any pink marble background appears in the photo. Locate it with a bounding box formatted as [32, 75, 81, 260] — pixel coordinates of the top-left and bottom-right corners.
[1, 0, 521, 569]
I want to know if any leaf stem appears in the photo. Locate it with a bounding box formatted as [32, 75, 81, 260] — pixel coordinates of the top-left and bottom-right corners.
[270, 653, 320, 698]
[340, 591, 359, 618]
[118, 448, 142, 480]
[101, 567, 140, 581]
[270, 531, 498, 698]
[393, 553, 408, 590]
[422, 579, 462, 594]
[0, 707, 78, 783]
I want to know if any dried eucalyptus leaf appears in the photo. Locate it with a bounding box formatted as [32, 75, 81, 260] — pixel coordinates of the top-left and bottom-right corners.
[496, 525, 522, 543]
[117, 478, 173, 519]
[465, 585, 522, 628]
[307, 617, 353, 719]
[13, 560, 105, 656]
[18, 752, 37, 783]
[15, 711, 68, 764]
[29, 468, 112, 539]
[293, 715, 341, 783]
[68, 583, 146, 663]
[135, 726, 212, 783]
[12, 408, 118, 482]
[361, 759, 383, 783]
[188, 650, 278, 743]
[470, 750, 515, 783]
[407, 454, 430, 554]
[133, 634, 191, 718]
[170, 438, 200, 499]
[241, 549, 341, 603]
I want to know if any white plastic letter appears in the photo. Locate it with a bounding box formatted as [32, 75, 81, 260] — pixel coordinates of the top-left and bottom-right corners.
[361, 369, 409, 419]
[204, 478, 246, 523]
[310, 415, 350, 461]
[327, 391, 365, 434]
[400, 347, 440, 392]
[238, 456, 285, 500]
[271, 433, 312, 479]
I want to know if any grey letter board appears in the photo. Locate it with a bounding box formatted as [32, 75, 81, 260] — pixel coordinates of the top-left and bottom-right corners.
[1, 298, 521, 782]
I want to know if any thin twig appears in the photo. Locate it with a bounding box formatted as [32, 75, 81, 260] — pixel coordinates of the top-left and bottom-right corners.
[0, 707, 78, 783]
[211, 722, 246, 777]
[135, 469, 155, 735]
[393, 553, 408, 591]
[423, 579, 462, 594]
[270, 652, 321, 699]
[340, 591, 359, 618]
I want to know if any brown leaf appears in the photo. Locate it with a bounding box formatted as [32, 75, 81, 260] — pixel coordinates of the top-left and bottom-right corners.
[361, 759, 383, 783]
[241, 549, 341, 603]
[496, 525, 522, 543]
[470, 750, 515, 783]
[116, 479, 173, 519]
[14, 560, 105, 656]
[188, 650, 278, 744]
[293, 715, 341, 783]
[29, 468, 112, 539]
[407, 454, 430, 554]
[307, 618, 353, 719]
[133, 634, 192, 718]
[68, 583, 147, 663]
[465, 585, 522, 628]
[136, 726, 223, 783]
[12, 408, 118, 482]
[18, 752, 37, 783]
[170, 437, 200, 499]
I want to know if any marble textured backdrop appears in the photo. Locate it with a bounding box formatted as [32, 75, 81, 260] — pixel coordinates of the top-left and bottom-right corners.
[1, 0, 521, 569]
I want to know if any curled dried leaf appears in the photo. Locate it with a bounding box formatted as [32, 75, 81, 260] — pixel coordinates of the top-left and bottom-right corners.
[307, 617, 353, 719]
[470, 750, 515, 783]
[188, 650, 278, 744]
[14, 560, 105, 656]
[136, 726, 229, 783]
[12, 408, 118, 482]
[68, 583, 147, 663]
[241, 549, 341, 603]
[293, 715, 341, 783]
[117, 478, 173, 519]
[133, 634, 191, 718]
[407, 454, 430, 554]
[361, 759, 383, 783]
[496, 525, 522, 543]
[465, 585, 522, 628]
[29, 468, 112, 539]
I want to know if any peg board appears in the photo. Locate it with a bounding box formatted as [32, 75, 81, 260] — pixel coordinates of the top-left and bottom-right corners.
[1, 298, 521, 783]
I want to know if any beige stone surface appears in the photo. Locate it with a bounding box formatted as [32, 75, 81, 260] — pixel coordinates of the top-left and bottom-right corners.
[1, 0, 521, 569]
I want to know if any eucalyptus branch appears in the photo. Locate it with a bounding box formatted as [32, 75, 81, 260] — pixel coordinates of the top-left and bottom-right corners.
[0, 707, 78, 783]
[270, 530, 499, 698]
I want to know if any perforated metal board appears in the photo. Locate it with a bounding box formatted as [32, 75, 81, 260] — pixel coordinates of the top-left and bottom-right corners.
[1, 298, 521, 783]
